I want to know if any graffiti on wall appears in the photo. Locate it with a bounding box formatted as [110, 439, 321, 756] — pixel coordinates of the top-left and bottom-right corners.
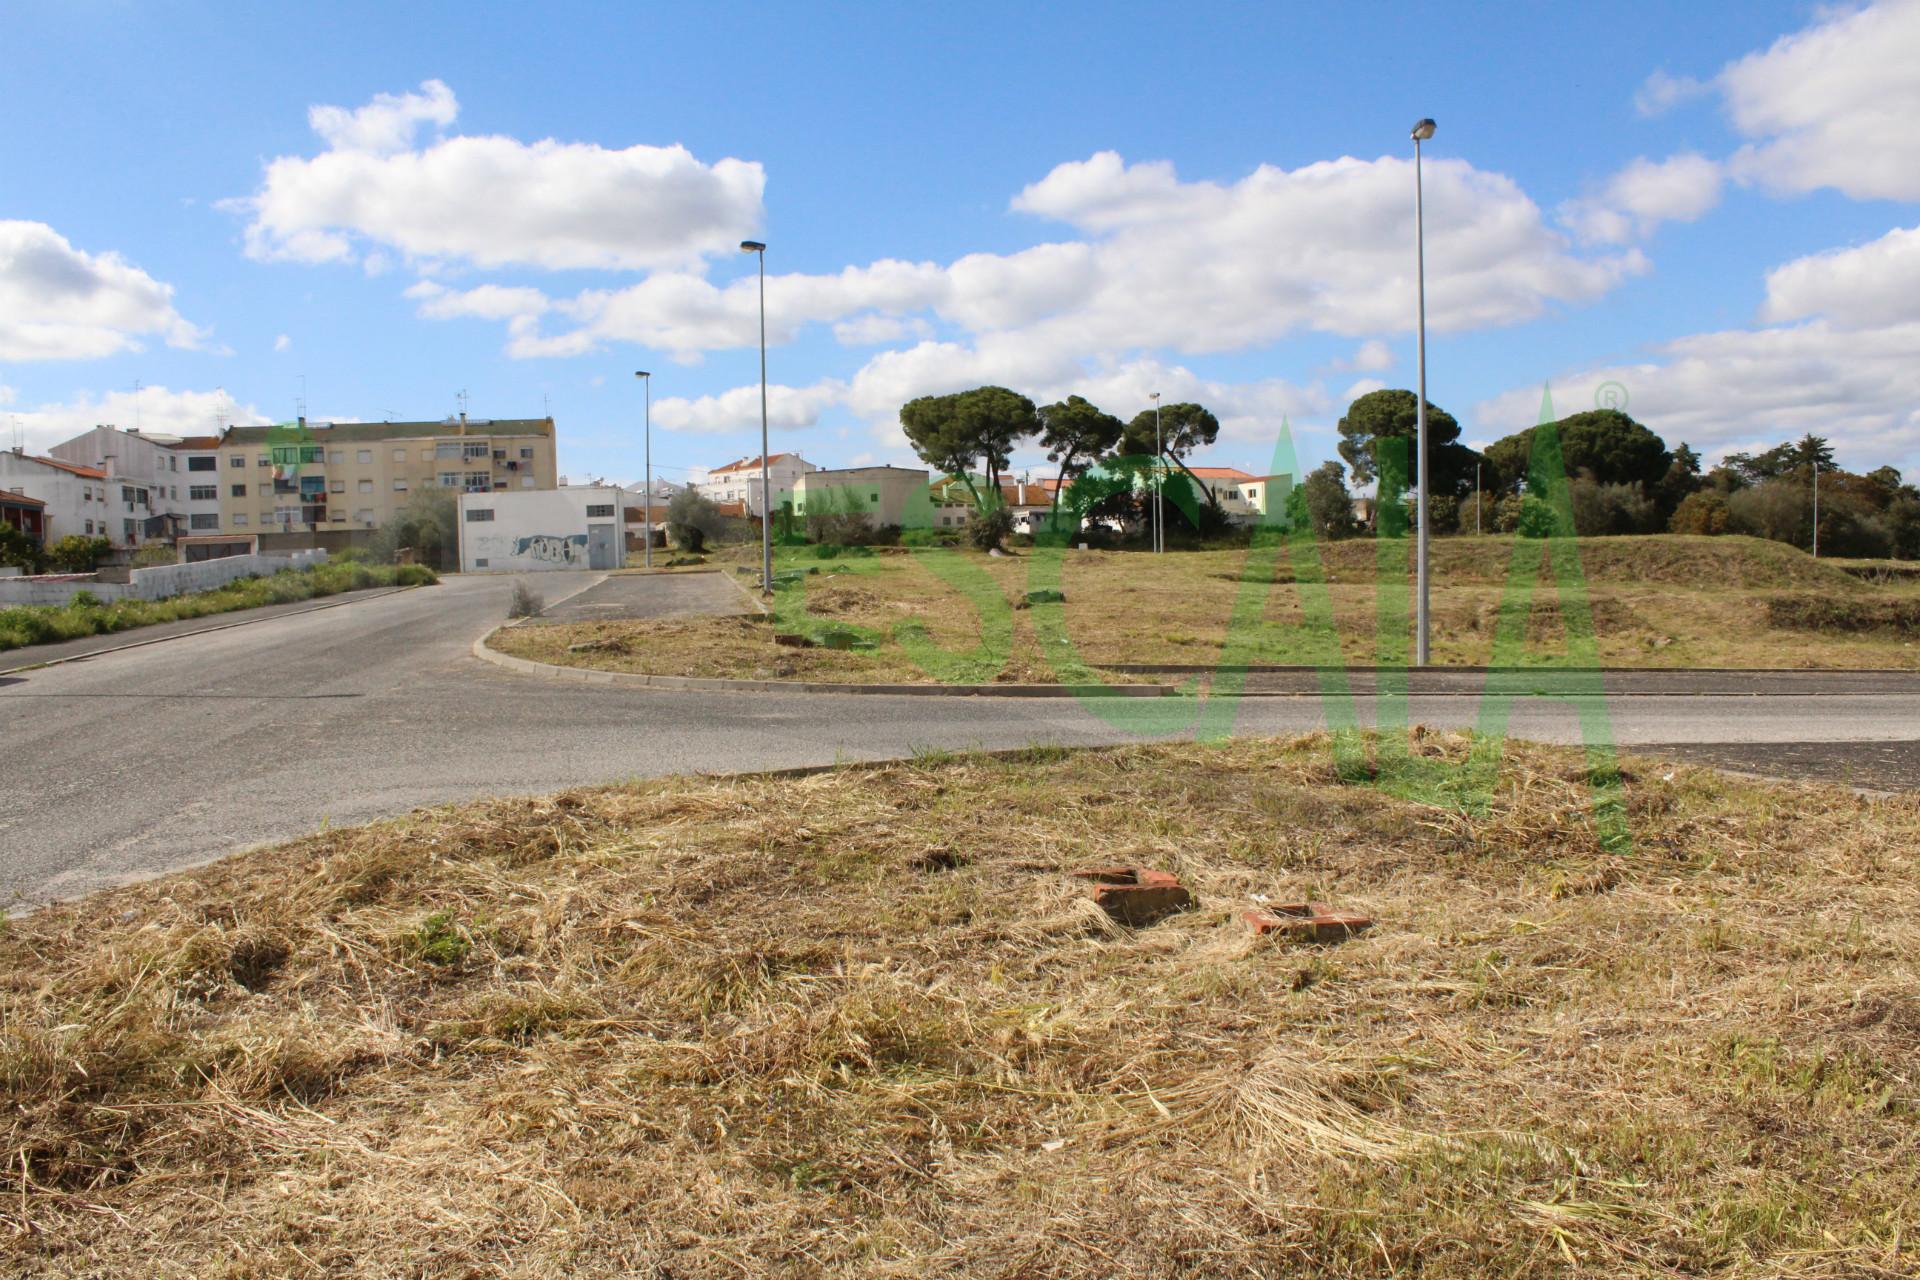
[512, 534, 588, 564]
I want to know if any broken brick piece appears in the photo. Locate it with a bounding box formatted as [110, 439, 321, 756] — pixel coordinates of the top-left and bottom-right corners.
[1242, 902, 1373, 943]
[1071, 866, 1194, 926]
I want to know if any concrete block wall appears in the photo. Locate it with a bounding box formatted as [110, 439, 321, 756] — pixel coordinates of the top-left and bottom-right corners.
[0, 550, 329, 607]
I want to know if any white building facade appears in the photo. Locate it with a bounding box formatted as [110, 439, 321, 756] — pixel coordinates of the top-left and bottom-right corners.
[458, 486, 627, 573]
[693, 453, 819, 516]
[0, 448, 118, 544]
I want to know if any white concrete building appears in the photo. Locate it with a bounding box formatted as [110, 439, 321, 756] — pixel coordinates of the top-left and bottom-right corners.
[693, 453, 819, 516]
[457, 485, 626, 573]
[48, 425, 209, 542]
[791, 465, 931, 530]
[1, 447, 119, 544]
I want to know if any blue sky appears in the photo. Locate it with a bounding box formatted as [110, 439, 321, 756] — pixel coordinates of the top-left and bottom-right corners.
[4, 0, 1918, 484]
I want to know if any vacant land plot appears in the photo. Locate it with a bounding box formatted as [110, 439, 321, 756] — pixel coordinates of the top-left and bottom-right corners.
[491, 535, 1920, 684]
[4, 736, 1916, 1277]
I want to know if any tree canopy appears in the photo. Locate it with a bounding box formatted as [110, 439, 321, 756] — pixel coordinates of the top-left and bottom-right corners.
[1335, 389, 1479, 500]
[899, 385, 1038, 503]
[1037, 395, 1125, 528]
[1123, 402, 1223, 513]
[1483, 408, 1671, 494]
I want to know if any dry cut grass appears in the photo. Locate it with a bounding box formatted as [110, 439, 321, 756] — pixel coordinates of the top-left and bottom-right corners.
[3, 736, 1918, 1277]
[493, 536, 1920, 685]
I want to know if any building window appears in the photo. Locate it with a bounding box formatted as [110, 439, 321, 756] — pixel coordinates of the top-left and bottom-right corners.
[272, 445, 324, 466]
[232, 484, 246, 498]
[475, 558, 488, 568]
[393, 448, 407, 463]
[329, 450, 344, 465]
[330, 479, 345, 493]
[464, 441, 488, 460]
[355, 509, 374, 525]
[230, 455, 246, 469]
[393, 478, 408, 491]
[358, 479, 373, 493]
[232, 513, 247, 527]
[585, 504, 614, 518]
[332, 511, 346, 521]
[519, 447, 534, 459]
[84, 520, 94, 535]
[123, 519, 135, 539]
[521, 477, 534, 488]
[464, 471, 490, 490]
[189, 485, 217, 501]
[465, 508, 495, 522]
[187, 456, 216, 472]
[190, 513, 220, 530]
[436, 442, 462, 460]
[357, 449, 373, 464]
[82, 487, 91, 501]
[257, 455, 270, 467]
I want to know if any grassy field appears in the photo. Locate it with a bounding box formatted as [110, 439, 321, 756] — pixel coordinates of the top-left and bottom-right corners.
[491, 535, 1920, 684]
[2, 735, 1915, 1276]
[0, 561, 439, 654]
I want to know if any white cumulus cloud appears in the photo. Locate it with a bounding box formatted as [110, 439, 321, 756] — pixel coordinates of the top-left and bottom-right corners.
[652, 380, 847, 433]
[231, 80, 766, 271]
[2, 386, 272, 455]
[0, 221, 207, 360]
[1721, 0, 1920, 200]
[1761, 224, 1920, 330]
[1561, 154, 1724, 245]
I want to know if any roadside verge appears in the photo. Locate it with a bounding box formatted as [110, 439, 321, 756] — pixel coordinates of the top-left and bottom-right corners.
[471, 627, 1177, 697]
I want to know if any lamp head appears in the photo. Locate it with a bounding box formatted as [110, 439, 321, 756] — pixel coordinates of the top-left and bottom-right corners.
[739, 240, 766, 253]
[1150, 391, 1161, 402]
[635, 370, 650, 379]
[1411, 118, 1436, 141]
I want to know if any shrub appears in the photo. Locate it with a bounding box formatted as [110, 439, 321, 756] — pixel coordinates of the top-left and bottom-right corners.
[1514, 494, 1564, 539]
[0, 523, 43, 572]
[1669, 490, 1732, 535]
[1569, 478, 1660, 536]
[900, 527, 961, 548]
[45, 535, 111, 573]
[129, 545, 177, 569]
[967, 505, 1015, 552]
[507, 582, 544, 619]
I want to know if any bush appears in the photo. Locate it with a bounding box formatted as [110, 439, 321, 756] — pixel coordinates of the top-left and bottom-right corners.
[507, 582, 545, 619]
[1425, 494, 1459, 537]
[1669, 490, 1732, 535]
[1568, 478, 1660, 537]
[0, 523, 44, 572]
[1514, 494, 1564, 539]
[967, 505, 1015, 552]
[129, 545, 177, 569]
[901, 527, 962, 548]
[45, 535, 111, 573]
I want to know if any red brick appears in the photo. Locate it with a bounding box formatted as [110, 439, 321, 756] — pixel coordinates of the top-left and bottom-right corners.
[1071, 866, 1194, 926]
[1242, 902, 1373, 942]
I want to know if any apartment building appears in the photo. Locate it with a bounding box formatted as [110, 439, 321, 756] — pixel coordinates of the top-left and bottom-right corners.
[0, 447, 126, 544]
[47, 425, 204, 544]
[213, 416, 557, 537]
[693, 453, 819, 515]
[789, 465, 934, 529]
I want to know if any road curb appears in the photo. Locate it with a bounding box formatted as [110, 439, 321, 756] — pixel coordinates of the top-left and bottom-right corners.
[470, 629, 1176, 697]
[0, 584, 424, 676]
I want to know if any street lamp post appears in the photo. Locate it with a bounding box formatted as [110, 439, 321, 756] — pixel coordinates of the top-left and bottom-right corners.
[1150, 391, 1163, 553]
[1812, 457, 1820, 558]
[1412, 117, 1436, 667]
[635, 371, 652, 569]
[740, 240, 770, 595]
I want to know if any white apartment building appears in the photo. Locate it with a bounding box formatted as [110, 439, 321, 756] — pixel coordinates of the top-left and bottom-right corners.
[48, 424, 226, 542]
[693, 453, 819, 516]
[0, 448, 120, 544]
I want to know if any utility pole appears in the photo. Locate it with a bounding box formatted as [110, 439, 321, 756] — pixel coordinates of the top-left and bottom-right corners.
[1150, 391, 1163, 553]
[636, 371, 653, 569]
[1411, 117, 1437, 667]
[1812, 457, 1820, 558]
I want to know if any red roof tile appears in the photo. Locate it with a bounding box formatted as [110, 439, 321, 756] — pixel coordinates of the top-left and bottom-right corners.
[27, 455, 107, 480]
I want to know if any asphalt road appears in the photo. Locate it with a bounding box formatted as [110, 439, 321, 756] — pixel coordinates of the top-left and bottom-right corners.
[3, 570, 1917, 907]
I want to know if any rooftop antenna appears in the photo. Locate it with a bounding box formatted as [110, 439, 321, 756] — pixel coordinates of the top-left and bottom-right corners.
[214, 386, 229, 434]
[297, 374, 307, 424]
[457, 388, 469, 435]
[132, 379, 144, 433]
